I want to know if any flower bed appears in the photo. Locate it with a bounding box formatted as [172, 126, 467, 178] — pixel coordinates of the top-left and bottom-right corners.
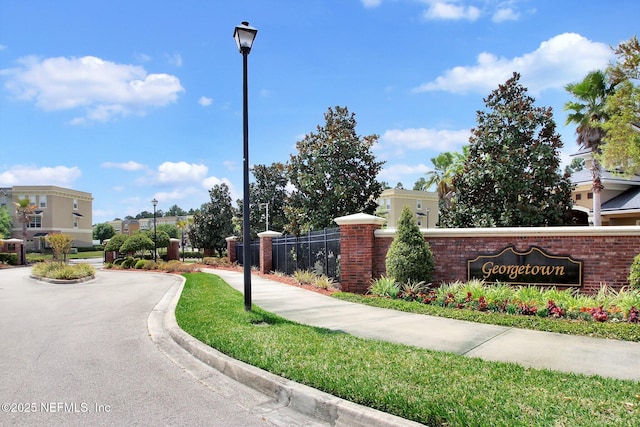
[370, 278, 640, 324]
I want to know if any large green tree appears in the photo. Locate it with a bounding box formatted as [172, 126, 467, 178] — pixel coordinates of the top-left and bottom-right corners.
[440, 73, 573, 227]
[286, 106, 385, 234]
[93, 222, 116, 244]
[164, 204, 187, 217]
[250, 162, 289, 235]
[189, 183, 235, 256]
[601, 36, 640, 172]
[564, 70, 613, 226]
[0, 206, 11, 239]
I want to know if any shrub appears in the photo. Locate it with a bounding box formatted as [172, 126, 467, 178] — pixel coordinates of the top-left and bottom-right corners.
[0, 253, 19, 265]
[157, 260, 199, 273]
[385, 206, 434, 285]
[369, 275, 400, 298]
[141, 260, 157, 270]
[202, 257, 233, 268]
[121, 257, 137, 269]
[293, 269, 317, 285]
[628, 253, 640, 290]
[313, 275, 335, 290]
[31, 262, 95, 280]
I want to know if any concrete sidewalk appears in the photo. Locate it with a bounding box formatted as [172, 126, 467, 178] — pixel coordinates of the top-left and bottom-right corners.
[204, 268, 640, 382]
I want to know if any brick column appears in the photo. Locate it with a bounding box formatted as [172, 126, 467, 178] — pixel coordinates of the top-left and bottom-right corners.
[226, 236, 237, 263]
[258, 231, 282, 274]
[167, 238, 180, 260]
[335, 213, 386, 294]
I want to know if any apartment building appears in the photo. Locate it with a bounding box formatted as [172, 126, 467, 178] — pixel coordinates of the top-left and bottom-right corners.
[570, 150, 640, 226]
[107, 216, 193, 235]
[376, 188, 439, 228]
[1, 185, 93, 250]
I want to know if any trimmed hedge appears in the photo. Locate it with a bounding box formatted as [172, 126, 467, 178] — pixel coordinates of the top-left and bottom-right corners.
[0, 253, 18, 265]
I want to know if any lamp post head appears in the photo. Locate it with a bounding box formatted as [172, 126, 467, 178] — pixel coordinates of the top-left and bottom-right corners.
[151, 198, 158, 208]
[233, 21, 258, 54]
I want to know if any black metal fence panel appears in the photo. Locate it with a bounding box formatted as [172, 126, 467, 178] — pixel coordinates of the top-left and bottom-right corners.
[235, 240, 260, 269]
[272, 228, 340, 280]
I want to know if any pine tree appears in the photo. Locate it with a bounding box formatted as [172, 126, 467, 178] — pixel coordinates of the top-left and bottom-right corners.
[385, 206, 434, 284]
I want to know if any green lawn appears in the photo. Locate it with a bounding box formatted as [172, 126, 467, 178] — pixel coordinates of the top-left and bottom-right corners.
[176, 273, 640, 427]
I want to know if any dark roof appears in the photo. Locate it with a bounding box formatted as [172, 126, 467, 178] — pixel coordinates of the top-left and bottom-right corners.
[601, 187, 640, 212]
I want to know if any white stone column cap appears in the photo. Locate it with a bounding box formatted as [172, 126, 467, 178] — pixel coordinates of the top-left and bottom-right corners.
[257, 230, 282, 238]
[334, 212, 386, 226]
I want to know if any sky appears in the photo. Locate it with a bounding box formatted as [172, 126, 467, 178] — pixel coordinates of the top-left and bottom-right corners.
[0, 0, 638, 224]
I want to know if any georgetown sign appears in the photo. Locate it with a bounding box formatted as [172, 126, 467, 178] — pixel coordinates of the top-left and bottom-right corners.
[468, 246, 583, 287]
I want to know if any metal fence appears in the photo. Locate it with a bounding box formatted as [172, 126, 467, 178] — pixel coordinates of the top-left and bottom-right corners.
[235, 240, 260, 269]
[272, 228, 340, 280]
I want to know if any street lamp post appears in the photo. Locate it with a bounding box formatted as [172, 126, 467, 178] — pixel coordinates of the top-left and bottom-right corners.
[151, 198, 158, 262]
[261, 202, 269, 231]
[234, 21, 258, 311]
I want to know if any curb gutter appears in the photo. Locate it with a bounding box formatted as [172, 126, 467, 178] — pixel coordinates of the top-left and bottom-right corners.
[159, 278, 424, 427]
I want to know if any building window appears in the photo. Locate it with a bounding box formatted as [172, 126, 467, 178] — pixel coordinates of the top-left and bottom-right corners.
[28, 215, 42, 228]
[73, 199, 78, 210]
[417, 200, 422, 210]
[386, 199, 390, 210]
[417, 219, 422, 226]
[39, 195, 47, 208]
[587, 193, 593, 199]
[29, 195, 36, 205]
[73, 216, 79, 228]
[576, 194, 582, 201]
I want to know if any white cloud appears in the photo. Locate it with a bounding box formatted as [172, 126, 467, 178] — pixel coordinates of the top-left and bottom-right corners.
[156, 161, 208, 184]
[378, 127, 471, 157]
[101, 161, 146, 171]
[423, 1, 480, 21]
[201, 176, 240, 201]
[198, 96, 213, 107]
[379, 163, 431, 183]
[0, 165, 81, 187]
[492, 7, 519, 22]
[361, 0, 382, 8]
[223, 160, 237, 171]
[166, 53, 183, 67]
[2, 55, 184, 123]
[412, 33, 612, 95]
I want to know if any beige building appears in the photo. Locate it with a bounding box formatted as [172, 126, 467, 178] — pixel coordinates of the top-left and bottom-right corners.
[1, 185, 93, 250]
[376, 188, 439, 228]
[570, 150, 640, 226]
[108, 216, 193, 236]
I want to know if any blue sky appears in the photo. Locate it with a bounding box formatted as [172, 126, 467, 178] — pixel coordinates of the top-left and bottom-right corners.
[0, 1, 638, 224]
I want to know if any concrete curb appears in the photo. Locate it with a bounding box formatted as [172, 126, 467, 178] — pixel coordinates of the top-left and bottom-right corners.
[29, 274, 95, 284]
[158, 277, 424, 427]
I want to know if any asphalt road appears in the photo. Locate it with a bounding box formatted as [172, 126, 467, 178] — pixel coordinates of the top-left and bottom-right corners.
[0, 266, 325, 427]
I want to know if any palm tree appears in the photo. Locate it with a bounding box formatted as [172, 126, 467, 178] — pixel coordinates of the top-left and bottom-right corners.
[13, 198, 36, 242]
[422, 147, 468, 199]
[176, 217, 192, 262]
[564, 70, 613, 226]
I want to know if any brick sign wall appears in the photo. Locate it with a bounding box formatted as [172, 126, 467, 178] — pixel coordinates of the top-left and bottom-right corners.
[336, 214, 640, 295]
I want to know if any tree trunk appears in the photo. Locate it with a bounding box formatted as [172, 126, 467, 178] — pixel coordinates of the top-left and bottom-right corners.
[591, 156, 603, 226]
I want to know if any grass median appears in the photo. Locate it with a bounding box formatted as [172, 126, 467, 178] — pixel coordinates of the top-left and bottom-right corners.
[176, 272, 639, 426]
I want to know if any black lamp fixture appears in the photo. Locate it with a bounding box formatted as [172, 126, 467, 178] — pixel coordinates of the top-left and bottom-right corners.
[234, 21, 258, 311]
[151, 198, 158, 262]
